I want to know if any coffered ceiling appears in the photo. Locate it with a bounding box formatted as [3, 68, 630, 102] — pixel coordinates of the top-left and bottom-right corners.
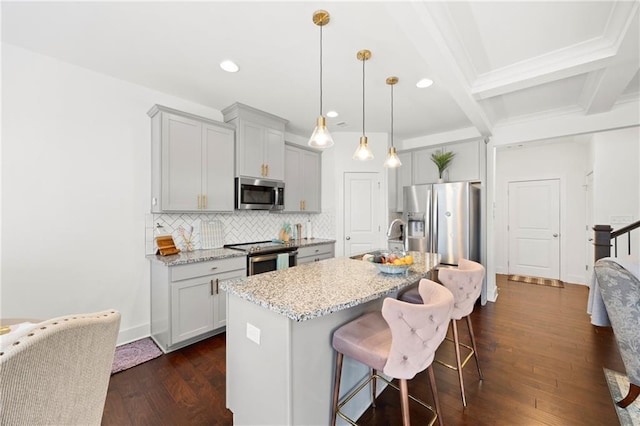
[2, 1, 639, 141]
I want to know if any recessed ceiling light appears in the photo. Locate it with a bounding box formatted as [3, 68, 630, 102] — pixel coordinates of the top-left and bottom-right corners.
[220, 60, 239, 73]
[416, 78, 433, 88]
[326, 111, 339, 118]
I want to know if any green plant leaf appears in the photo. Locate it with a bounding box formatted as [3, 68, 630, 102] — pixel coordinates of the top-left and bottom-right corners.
[430, 149, 456, 178]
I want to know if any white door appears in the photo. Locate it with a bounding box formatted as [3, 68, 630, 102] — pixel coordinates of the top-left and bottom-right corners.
[508, 179, 560, 279]
[344, 173, 381, 256]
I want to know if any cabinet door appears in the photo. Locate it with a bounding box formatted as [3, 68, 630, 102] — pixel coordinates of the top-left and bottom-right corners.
[264, 128, 285, 181]
[238, 121, 265, 179]
[284, 146, 303, 211]
[171, 276, 215, 345]
[395, 151, 412, 212]
[212, 268, 246, 329]
[413, 148, 440, 184]
[447, 140, 480, 182]
[203, 124, 235, 211]
[301, 149, 321, 212]
[161, 113, 202, 211]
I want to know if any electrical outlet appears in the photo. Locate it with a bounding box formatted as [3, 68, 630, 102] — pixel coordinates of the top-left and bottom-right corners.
[246, 322, 261, 345]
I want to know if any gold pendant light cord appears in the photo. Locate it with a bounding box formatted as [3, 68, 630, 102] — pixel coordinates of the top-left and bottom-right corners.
[319, 23, 323, 116]
[390, 83, 394, 148]
[362, 56, 366, 136]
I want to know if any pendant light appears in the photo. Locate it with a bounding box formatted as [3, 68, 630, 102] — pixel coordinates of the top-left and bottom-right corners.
[308, 10, 334, 149]
[353, 49, 374, 161]
[384, 76, 402, 168]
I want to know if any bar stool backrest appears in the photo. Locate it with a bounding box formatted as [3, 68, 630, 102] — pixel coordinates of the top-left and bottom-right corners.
[381, 279, 454, 380]
[438, 259, 485, 320]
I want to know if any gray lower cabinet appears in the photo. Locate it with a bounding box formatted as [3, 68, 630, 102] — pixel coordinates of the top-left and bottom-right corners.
[151, 256, 246, 353]
[297, 243, 335, 265]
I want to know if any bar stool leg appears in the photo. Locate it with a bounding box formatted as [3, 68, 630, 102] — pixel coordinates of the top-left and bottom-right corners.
[427, 365, 444, 426]
[371, 368, 377, 408]
[466, 315, 483, 380]
[452, 319, 467, 407]
[399, 378, 410, 426]
[331, 352, 344, 426]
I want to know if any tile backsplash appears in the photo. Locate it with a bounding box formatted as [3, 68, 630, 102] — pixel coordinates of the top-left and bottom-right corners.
[145, 211, 334, 254]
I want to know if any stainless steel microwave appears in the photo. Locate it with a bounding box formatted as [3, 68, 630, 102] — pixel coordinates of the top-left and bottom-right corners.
[235, 177, 285, 210]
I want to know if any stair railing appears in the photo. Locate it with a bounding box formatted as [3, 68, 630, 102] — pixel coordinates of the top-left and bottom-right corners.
[593, 220, 640, 261]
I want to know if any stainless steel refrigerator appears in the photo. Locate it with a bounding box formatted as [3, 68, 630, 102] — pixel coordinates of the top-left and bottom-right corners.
[403, 182, 480, 266]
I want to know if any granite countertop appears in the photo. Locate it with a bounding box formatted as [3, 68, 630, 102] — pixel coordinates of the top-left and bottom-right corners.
[146, 248, 246, 266]
[146, 239, 336, 267]
[291, 238, 336, 248]
[221, 254, 439, 322]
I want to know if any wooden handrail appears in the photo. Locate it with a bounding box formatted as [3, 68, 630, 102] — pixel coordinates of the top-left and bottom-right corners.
[594, 220, 640, 261]
[611, 220, 640, 238]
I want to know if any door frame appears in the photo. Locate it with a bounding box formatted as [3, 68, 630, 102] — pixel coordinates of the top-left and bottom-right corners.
[504, 176, 564, 280]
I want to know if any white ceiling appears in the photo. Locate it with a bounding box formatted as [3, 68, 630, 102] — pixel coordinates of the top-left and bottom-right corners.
[2, 1, 639, 141]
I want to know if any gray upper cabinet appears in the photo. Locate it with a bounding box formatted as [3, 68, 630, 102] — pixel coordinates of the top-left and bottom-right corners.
[149, 105, 235, 213]
[392, 140, 483, 212]
[222, 103, 288, 181]
[395, 151, 413, 211]
[284, 144, 321, 212]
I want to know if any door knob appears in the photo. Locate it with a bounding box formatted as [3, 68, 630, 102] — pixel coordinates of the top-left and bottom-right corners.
[346, 236, 351, 240]
[553, 233, 558, 237]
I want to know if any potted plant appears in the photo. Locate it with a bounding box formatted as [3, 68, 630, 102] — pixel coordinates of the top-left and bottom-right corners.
[430, 149, 455, 182]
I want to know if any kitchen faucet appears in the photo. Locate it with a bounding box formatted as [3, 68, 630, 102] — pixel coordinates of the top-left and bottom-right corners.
[386, 219, 408, 251]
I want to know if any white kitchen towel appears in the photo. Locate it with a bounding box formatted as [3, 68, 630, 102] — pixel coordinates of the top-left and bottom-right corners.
[276, 253, 289, 270]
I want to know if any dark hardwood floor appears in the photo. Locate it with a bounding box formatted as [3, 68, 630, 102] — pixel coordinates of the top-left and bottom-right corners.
[102, 275, 624, 425]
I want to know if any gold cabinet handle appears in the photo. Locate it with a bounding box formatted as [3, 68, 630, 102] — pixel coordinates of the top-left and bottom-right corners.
[265, 164, 269, 176]
[198, 194, 202, 209]
[215, 278, 219, 295]
[203, 195, 208, 209]
[261, 164, 265, 176]
[210, 279, 214, 296]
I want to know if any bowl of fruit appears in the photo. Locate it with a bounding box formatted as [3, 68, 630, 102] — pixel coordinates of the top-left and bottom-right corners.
[370, 251, 414, 275]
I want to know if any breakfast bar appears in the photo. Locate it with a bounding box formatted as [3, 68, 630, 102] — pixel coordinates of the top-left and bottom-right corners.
[221, 255, 437, 425]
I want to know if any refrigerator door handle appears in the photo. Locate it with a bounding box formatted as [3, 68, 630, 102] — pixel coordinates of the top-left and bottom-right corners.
[431, 190, 437, 254]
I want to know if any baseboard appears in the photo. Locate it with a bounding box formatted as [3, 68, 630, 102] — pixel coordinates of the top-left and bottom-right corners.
[116, 323, 150, 346]
[564, 274, 587, 286]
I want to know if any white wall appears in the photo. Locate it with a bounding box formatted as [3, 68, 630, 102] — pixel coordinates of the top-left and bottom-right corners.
[494, 139, 589, 284]
[591, 127, 640, 260]
[1, 43, 227, 343]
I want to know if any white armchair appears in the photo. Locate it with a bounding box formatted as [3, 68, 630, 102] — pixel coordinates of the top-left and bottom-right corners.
[0, 310, 120, 425]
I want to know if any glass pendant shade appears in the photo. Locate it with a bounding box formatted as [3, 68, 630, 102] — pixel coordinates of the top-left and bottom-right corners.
[309, 10, 333, 150]
[384, 146, 402, 168]
[309, 116, 334, 148]
[352, 136, 374, 161]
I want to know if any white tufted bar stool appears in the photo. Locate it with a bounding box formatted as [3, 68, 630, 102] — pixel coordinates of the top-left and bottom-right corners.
[399, 259, 485, 407]
[331, 279, 453, 426]
[0, 310, 121, 425]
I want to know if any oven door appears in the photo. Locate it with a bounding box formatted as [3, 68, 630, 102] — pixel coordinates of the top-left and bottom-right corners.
[248, 251, 298, 276]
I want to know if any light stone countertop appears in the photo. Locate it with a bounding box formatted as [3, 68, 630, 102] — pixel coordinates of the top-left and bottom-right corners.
[146, 248, 246, 266]
[221, 254, 439, 322]
[146, 238, 335, 267]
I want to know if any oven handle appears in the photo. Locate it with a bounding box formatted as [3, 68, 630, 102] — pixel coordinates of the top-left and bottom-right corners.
[249, 251, 297, 263]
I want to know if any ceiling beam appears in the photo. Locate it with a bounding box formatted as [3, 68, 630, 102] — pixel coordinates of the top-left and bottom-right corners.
[581, 4, 640, 114]
[385, 2, 493, 137]
[470, 1, 639, 102]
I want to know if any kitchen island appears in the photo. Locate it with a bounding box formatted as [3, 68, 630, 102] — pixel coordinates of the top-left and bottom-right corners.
[221, 254, 437, 425]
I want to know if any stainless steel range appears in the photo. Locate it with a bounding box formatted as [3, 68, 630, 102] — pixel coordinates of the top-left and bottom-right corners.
[225, 241, 298, 276]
